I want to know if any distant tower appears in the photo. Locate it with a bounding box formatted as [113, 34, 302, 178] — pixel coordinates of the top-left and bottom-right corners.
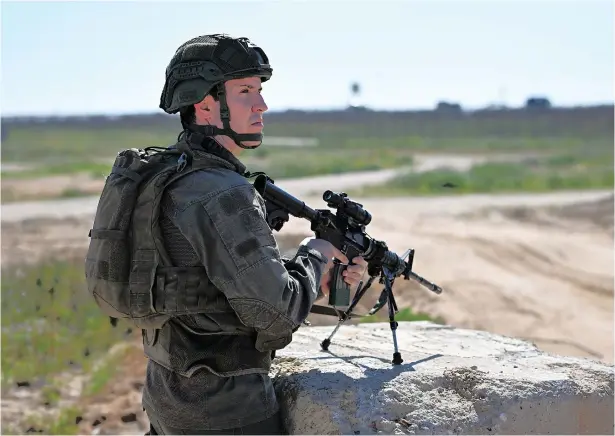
[498, 85, 507, 109]
[349, 81, 361, 108]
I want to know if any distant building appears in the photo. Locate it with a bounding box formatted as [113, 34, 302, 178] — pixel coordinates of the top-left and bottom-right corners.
[525, 97, 552, 109]
[435, 101, 463, 113]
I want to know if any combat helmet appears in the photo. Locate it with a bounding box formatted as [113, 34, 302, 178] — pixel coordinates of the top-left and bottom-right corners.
[159, 34, 272, 148]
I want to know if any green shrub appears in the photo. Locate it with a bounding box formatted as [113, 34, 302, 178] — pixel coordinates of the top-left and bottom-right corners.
[359, 307, 445, 324]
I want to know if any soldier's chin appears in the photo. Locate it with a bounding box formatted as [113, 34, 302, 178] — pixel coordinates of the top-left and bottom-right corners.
[239, 140, 262, 148]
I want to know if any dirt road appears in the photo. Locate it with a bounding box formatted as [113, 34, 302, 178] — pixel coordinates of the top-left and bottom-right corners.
[0, 152, 537, 221]
[1, 164, 420, 222]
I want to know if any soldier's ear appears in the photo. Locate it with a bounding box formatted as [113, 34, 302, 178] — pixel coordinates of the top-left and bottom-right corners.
[199, 98, 211, 112]
[194, 98, 213, 121]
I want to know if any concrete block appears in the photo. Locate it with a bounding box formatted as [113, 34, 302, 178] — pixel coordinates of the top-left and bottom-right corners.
[272, 322, 614, 435]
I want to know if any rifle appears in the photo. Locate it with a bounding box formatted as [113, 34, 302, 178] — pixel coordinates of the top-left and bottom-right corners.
[253, 174, 443, 365]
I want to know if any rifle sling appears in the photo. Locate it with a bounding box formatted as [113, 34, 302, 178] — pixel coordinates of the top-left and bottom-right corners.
[309, 304, 364, 318]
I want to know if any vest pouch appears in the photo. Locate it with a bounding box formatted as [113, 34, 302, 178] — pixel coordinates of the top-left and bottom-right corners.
[86, 228, 132, 319]
[255, 331, 293, 352]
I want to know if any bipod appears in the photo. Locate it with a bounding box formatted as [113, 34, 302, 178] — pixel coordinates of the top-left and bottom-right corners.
[382, 266, 403, 365]
[320, 275, 377, 352]
[318, 249, 442, 365]
[320, 266, 405, 366]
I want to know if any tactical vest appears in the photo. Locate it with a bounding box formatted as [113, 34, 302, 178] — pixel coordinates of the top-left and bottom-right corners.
[86, 140, 272, 377]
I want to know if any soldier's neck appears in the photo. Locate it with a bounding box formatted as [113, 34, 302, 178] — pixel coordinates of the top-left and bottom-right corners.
[213, 135, 243, 157]
[182, 131, 247, 175]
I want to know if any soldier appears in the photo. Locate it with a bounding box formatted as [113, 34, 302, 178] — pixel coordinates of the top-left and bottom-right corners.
[142, 34, 368, 434]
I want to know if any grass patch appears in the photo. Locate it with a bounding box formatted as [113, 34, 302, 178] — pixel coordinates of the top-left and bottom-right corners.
[1, 108, 612, 202]
[60, 187, 100, 198]
[359, 307, 445, 325]
[3, 107, 612, 172]
[19, 406, 83, 435]
[1, 146, 415, 181]
[0, 187, 103, 204]
[1, 126, 175, 163]
[1, 258, 130, 389]
[1, 161, 112, 180]
[264, 107, 613, 145]
[41, 383, 63, 406]
[242, 147, 414, 179]
[350, 151, 614, 197]
[336, 135, 607, 152]
[81, 349, 126, 397]
[1, 258, 138, 434]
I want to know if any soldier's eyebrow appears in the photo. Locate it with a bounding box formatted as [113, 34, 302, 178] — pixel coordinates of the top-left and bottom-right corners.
[238, 84, 263, 91]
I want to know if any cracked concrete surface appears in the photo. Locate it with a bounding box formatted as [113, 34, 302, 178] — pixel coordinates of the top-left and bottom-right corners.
[272, 322, 615, 435]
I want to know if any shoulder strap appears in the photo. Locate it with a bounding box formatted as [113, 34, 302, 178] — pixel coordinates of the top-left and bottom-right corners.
[123, 149, 222, 324]
[145, 154, 221, 267]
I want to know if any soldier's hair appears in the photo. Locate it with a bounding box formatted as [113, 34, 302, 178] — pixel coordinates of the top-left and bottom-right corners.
[179, 106, 196, 126]
[179, 90, 220, 126]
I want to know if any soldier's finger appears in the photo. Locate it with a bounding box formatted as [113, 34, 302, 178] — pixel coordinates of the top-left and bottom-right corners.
[344, 276, 359, 286]
[350, 264, 363, 271]
[352, 256, 368, 266]
[332, 247, 349, 264]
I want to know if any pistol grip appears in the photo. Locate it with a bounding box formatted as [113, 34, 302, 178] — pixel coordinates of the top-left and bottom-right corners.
[328, 262, 351, 307]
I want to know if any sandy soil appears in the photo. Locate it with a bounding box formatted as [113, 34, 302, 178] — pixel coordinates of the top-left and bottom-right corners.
[1, 171, 613, 434]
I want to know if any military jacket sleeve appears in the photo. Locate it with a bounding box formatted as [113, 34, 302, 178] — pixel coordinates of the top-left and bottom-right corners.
[170, 171, 328, 351]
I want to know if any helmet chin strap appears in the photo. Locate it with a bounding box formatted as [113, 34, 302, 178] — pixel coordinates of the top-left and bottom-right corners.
[185, 82, 263, 149]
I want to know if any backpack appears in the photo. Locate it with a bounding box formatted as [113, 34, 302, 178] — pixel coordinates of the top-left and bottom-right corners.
[84, 142, 217, 330]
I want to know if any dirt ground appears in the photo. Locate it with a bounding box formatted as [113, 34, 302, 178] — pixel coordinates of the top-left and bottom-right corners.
[1, 183, 613, 434]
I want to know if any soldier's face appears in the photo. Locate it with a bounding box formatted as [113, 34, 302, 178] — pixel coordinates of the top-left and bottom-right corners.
[198, 77, 268, 150]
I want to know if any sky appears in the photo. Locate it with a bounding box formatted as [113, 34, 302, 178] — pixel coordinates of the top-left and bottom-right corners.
[1, 0, 613, 117]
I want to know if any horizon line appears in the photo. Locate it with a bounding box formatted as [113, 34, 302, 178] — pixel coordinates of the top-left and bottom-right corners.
[2, 102, 614, 120]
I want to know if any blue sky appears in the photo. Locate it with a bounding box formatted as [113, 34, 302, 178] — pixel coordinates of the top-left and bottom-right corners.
[1, 0, 613, 116]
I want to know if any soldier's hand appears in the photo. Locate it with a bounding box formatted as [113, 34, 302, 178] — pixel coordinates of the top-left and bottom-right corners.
[343, 256, 368, 288]
[301, 237, 349, 272]
[318, 256, 368, 300]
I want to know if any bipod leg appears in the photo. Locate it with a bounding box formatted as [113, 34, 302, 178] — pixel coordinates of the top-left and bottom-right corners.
[383, 268, 403, 365]
[320, 321, 343, 352]
[320, 276, 375, 351]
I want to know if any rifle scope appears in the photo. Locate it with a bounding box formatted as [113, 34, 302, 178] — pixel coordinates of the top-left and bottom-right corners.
[323, 190, 372, 226]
